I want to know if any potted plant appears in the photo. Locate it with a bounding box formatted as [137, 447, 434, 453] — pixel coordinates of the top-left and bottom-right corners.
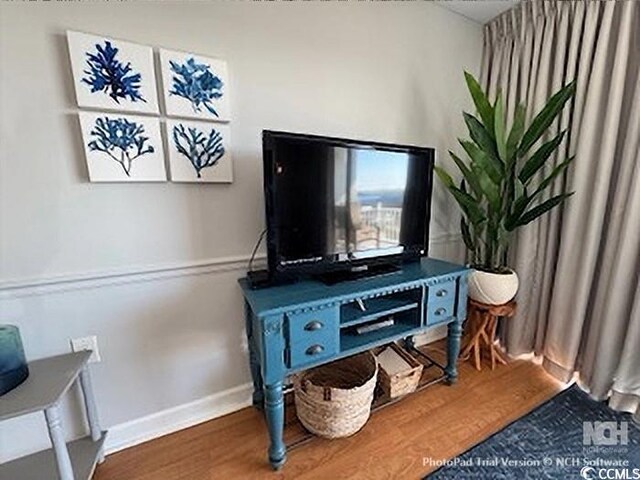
[435, 73, 576, 305]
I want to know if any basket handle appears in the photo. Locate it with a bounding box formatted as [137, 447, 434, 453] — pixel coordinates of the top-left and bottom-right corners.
[299, 380, 331, 400]
[323, 386, 331, 401]
[395, 370, 417, 380]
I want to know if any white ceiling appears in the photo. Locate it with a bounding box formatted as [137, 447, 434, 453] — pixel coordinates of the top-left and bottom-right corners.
[439, 0, 519, 25]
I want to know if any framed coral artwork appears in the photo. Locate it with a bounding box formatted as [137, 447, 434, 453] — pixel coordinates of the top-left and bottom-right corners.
[160, 49, 231, 122]
[67, 31, 159, 114]
[78, 112, 166, 182]
[166, 119, 233, 183]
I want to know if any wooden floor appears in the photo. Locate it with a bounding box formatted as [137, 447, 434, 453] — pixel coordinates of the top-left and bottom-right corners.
[94, 343, 561, 480]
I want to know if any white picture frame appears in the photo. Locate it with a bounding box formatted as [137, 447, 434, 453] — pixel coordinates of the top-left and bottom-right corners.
[166, 119, 233, 183]
[79, 112, 167, 182]
[67, 31, 159, 114]
[160, 49, 231, 122]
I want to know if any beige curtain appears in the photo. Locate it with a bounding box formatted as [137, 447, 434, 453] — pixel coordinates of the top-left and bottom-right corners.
[481, 0, 639, 414]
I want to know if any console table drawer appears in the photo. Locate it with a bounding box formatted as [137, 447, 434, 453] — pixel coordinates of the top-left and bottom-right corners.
[426, 281, 456, 325]
[289, 337, 337, 367]
[286, 307, 339, 367]
[426, 299, 455, 325]
[286, 307, 339, 342]
[428, 281, 456, 306]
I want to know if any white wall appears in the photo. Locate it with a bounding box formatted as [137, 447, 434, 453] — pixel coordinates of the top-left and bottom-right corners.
[0, 1, 481, 462]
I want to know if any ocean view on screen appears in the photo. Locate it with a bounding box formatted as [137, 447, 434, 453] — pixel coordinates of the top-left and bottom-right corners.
[351, 149, 409, 251]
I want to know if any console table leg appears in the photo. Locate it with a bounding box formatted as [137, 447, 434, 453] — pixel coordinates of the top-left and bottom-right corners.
[249, 349, 264, 409]
[245, 303, 264, 409]
[264, 382, 286, 470]
[79, 367, 104, 462]
[403, 335, 416, 350]
[445, 319, 462, 384]
[44, 405, 74, 480]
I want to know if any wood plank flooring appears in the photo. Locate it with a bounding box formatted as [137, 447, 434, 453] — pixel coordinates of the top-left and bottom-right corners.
[94, 343, 561, 480]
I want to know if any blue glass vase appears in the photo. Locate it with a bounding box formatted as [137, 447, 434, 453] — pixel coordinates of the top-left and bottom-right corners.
[0, 325, 29, 396]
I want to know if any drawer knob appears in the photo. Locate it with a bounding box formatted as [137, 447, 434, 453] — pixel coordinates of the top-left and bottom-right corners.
[306, 344, 325, 356]
[435, 307, 447, 316]
[436, 289, 448, 297]
[304, 320, 324, 331]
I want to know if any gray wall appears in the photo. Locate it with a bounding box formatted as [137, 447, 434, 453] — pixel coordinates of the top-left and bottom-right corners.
[0, 1, 481, 461]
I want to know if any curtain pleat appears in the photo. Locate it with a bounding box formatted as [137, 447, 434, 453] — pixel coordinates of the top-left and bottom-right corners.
[578, 4, 640, 393]
[481, 0, 640, 413]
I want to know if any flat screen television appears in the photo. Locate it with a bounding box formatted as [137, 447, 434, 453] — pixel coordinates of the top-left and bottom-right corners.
[262, 130, 434, 283]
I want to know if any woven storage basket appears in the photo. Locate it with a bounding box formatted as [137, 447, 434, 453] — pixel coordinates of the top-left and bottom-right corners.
[294, 351, 378, 439]
[375, 343, 423, 399]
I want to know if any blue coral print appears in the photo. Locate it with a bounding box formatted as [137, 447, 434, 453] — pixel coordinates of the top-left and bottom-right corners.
[172, 124, 225, 178]
[82, 41, 146, 104]
[169, 58, 223, 116]
[88, 117, 154, 176]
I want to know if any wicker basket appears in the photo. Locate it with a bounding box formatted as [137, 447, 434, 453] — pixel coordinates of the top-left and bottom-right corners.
[375, 343, 423, 399]
[293, 351, 378, 439]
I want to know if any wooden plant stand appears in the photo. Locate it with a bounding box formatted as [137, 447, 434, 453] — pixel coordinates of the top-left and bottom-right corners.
[460, 299, 516, 370]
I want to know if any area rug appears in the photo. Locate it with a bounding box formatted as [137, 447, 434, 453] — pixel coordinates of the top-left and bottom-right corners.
[425, 385, 640, 479]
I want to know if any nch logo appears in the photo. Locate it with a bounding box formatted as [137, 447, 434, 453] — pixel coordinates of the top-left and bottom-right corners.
[583, 421, 629, 446]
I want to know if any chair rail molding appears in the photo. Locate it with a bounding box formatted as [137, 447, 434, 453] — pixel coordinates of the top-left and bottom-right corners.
[0, 255, 266, 299]
[0, 233, 462, 298]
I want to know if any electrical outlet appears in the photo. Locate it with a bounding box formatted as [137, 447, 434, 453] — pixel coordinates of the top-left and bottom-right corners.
[70, 335, 101, 363]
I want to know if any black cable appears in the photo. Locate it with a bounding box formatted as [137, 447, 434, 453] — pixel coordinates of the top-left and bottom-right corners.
[248, 228, 267, 272]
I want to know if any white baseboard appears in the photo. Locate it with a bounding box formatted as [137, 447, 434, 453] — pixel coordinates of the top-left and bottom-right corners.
[104, 383, 253, 455]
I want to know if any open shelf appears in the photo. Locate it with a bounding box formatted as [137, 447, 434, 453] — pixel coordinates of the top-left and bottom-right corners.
[340, 306, 422, 354]
[0, 433, 106, 480]
[340, 323, 422, 353]
[340, 297, 419, 329]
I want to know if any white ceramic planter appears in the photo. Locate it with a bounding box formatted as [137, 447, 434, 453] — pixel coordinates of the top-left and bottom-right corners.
[468, 268, 519, 305]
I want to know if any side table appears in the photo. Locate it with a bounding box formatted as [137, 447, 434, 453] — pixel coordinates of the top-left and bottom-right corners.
[0, 351, 106, 480]
[460, 299, 517, 370]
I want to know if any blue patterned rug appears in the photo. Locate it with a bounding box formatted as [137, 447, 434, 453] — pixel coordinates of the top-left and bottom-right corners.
[425, 385, 640, 479]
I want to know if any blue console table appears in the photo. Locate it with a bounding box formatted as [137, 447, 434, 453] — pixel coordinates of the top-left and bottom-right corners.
[238, 257, 469, 469]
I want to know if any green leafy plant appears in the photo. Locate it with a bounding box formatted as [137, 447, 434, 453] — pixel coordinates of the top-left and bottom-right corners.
[435, 73, 576, 273]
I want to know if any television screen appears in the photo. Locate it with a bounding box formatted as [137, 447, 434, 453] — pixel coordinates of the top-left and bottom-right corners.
[263, 131, 434, 276]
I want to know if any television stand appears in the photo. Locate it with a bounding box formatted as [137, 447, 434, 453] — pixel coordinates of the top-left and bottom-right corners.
[238, 257, 470, 470]
[315, 262, 401, 285]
